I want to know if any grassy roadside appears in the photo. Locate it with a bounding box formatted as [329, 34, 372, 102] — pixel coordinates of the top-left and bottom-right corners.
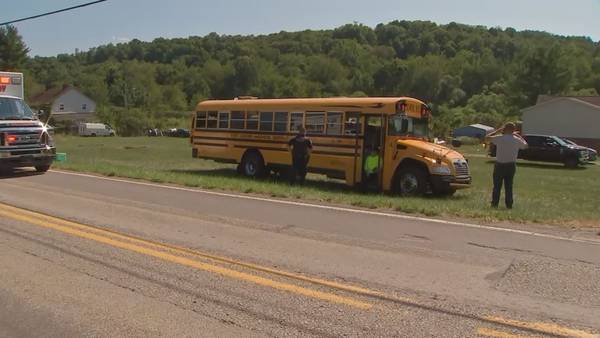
[53, 135, 600, 227]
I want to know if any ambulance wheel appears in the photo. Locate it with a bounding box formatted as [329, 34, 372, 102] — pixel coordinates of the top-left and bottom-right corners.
[35, 165, 51, 173]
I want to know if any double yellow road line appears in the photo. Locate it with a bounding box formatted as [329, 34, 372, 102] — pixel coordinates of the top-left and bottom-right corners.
[0, 202, 373, 310]
[1, 202, 598, 337]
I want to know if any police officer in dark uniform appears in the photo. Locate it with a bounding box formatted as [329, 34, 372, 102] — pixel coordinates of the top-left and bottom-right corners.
[288, 126, 312, 185]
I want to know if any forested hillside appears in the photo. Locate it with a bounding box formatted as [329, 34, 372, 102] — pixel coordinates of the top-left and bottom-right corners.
[14, 21, 600, 135]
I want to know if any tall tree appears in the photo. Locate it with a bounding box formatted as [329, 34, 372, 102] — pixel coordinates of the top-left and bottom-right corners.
[0, 25, 30, 70]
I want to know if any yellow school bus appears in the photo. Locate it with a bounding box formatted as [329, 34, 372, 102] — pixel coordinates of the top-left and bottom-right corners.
[190, 97, 471, 196]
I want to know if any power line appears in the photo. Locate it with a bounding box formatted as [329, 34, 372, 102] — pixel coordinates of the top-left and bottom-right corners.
[0, 0, 108, 26]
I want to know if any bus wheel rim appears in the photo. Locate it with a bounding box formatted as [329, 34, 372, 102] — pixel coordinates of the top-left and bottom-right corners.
[246, 161, 256, 175]
[400, 173, 418, 193]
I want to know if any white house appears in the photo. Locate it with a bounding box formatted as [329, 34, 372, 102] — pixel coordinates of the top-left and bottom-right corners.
[30, 85, 96, 122]
[521, 96, 600, 151]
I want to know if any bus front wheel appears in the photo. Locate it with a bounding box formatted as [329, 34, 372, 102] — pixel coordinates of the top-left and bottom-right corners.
[241, 151, 266, 178]
[395, 166, 427, 196]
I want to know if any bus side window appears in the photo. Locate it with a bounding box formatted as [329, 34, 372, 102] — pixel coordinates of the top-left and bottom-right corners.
[326, 112, 343, 135]
[246, 111, 259, 130]
[306, 112, 325, 135]
[290, 112, 303, 132]
[218, 111, 229, 129]
[274, 112, 288, 132]
[344, 112, 361, 135]
[259, 112, 274, 131]
[207, 111, 218, 128]
[230, 111, 245, 129]
[195, 111, 207, 129]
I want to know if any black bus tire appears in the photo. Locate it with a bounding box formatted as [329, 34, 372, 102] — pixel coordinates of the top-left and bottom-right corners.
[395, 166, 428, 196]
[240, 151, 266, 178]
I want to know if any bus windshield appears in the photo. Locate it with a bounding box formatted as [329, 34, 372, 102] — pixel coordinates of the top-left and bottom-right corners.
[388, 114, 429, 138]
[0, 97, 35, 120]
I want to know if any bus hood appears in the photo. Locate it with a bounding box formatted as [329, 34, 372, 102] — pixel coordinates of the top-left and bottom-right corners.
[398, 139, 465, 161]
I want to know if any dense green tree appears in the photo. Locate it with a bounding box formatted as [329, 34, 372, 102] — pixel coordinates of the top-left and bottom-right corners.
[0, 25, 29, 70]
[511, 44, 573, 106]
[14, 20, 597, 136]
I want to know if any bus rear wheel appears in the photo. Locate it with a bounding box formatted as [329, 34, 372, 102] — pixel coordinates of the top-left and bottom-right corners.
[395, 166, 428, 196]
[240, 151, 266, 178]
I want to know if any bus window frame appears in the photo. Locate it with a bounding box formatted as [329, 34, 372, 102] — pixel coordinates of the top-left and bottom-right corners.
[343, 111, 362, 136]
[259, 111, 274, 132]
[246, 111, 259, 131]
[290, 112, 304, 132]
[230, 111, 245, 130]
[305, 111, 325, 135]
[218, 111, 230, 129]
[207, 111, 218, 129]
[195, 111, 207, 129]
[274, 111, 288, 133]
[326, 111, 343, 136]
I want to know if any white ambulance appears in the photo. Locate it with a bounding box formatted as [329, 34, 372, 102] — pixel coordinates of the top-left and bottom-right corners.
[0, 71, 55, 173]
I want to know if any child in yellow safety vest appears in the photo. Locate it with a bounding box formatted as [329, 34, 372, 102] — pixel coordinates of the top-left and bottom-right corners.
[364, 150, 380, 176]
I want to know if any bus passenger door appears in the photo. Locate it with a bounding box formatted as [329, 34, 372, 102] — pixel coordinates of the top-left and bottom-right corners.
[362, 115, 384, 189]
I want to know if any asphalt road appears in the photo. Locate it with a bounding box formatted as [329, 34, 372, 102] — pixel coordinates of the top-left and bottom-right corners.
[0, 170, 599, 337]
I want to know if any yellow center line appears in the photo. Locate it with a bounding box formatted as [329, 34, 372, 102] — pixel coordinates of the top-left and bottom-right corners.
[2, 202, 599, 337]
[0, 208, 373, 310]
[476, 327, 538, 338]
[0, 202, 380, 297]
[483, 316, 598, 338]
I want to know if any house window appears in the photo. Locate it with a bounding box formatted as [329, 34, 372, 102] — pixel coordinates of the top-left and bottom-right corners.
[59, 103, 64, 111]
[82, 103, 87, 111]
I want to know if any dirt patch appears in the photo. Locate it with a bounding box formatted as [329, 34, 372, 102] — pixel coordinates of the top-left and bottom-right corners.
[493, 258, 600, 307]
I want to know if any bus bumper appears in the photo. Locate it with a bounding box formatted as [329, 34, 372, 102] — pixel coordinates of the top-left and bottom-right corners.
[0, 147, 56, 169]
[431, 174, 471, 190]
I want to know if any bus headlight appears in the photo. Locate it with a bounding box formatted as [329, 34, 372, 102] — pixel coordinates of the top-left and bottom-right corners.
[431, 165, 451, 175]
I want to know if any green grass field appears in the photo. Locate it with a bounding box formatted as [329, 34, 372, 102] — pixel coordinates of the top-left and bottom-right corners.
[53, 135, 600, 227]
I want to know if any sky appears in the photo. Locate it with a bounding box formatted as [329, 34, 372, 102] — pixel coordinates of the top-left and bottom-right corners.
[3, 0, 600, 56]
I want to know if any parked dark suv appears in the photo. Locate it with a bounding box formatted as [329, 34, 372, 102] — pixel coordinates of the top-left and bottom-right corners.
[489, 134, 590, 168]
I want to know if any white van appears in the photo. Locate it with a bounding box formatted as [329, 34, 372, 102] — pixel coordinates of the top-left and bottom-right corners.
[78, 123, 115, 137]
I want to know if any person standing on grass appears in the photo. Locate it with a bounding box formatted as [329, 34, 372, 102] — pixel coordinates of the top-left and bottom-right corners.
[489, 122, 528, 209]
[288, 126, 312, 185]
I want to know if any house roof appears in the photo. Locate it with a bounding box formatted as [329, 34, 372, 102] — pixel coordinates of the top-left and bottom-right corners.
[522, 95, 600, 113]
[537, 95, 600, 107]
[469, 123, 495, 131]
[28, 85, 73, 106]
